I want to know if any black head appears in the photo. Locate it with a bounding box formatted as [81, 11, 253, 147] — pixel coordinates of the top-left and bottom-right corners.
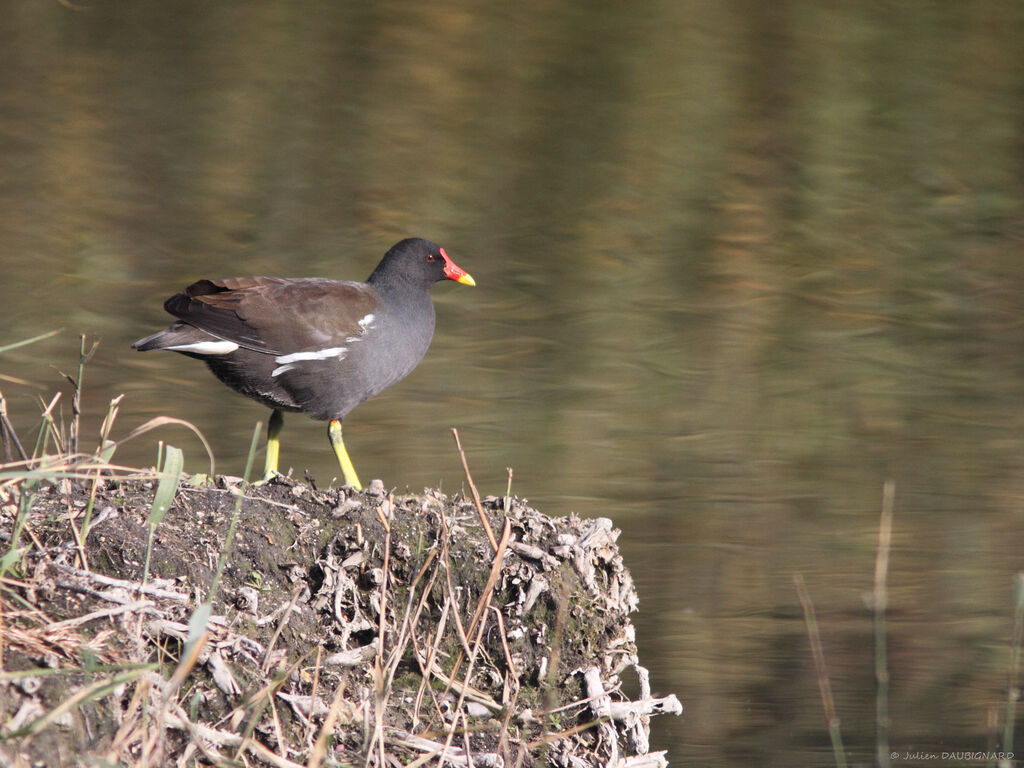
[367, 238, 475, 290]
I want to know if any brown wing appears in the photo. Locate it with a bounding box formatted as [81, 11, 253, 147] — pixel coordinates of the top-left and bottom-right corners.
[163, 277, 381, 356]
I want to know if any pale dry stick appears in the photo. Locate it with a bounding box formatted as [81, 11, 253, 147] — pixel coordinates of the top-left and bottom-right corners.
[46, 599, 156, 631]
[35, 391, 63, 457]
[51, 562, 188, 601]
[177, 737, 219, 768]
[304, 644, 324, 749]
[524, 717, 621, 749]
[389, 736, 440, 768]
[54, 580, 164, 610]
[794, 574, 848, 768]
[397, 730, 500, 768]
[261, 584, 306, 673]
[96, 393, 123, 458]
[0, 574, 34, 590]
[246, 732, 307, 768]
[451, 427, 498, 553]
[157, 697, 307, 768]
[874, 480, 895, 768]
[268, 693, 289, 764]
[306, 682, 349, 768]
[504, 467, 513, 515]
[528, 687, 625, 719]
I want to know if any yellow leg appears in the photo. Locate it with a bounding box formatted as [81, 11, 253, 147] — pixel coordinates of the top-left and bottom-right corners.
[328, 419, 362, 491]
[262, 409, 283, 481]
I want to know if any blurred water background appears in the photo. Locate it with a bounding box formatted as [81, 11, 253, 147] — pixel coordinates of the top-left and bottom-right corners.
[2, 2, 1023, 764]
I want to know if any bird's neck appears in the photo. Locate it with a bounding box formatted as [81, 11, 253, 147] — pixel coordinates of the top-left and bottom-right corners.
[368, 271, 432, 305]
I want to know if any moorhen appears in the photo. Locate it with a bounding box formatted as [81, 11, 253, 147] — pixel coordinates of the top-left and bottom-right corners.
[132, 237, 475, 489]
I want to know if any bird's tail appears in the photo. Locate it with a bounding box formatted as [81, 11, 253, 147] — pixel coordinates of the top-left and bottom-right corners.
[131, 330, 169, 351]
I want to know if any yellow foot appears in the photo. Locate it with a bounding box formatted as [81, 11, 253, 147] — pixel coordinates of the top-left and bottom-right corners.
[255, 469, 282, 486]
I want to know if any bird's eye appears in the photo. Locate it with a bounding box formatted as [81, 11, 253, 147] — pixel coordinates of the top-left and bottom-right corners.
[426, 253, 436, 262]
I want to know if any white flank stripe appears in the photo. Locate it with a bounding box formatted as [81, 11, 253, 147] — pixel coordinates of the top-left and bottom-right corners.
[166, 340, 240, 355]
[273, 346, 348, 365]
[271, 364, 295, 377]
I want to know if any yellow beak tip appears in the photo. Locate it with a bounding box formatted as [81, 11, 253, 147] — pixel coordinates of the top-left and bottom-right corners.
[457, 273, 476, 287]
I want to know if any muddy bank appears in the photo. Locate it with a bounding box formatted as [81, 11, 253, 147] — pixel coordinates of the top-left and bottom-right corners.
[0, 474, 680, 767]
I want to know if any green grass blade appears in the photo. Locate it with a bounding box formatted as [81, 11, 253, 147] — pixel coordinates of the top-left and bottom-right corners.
[150, 445, 183, 527]
[142, 445, 183, 585]
[184, 602, 212, 660]
[0, 546, 26, 580]
[0, 329, 62, 355]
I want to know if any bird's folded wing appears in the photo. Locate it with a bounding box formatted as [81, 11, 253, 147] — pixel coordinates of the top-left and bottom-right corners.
[163, 277, 381, 356]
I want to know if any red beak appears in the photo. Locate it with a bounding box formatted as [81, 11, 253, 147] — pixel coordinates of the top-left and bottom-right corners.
[440, 248, 476, 286]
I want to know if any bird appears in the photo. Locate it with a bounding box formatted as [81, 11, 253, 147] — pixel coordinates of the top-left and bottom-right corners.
[132, 237, 475, 490]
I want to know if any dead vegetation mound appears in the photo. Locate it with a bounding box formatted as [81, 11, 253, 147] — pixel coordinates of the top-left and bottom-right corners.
[0, 473, 681, 767]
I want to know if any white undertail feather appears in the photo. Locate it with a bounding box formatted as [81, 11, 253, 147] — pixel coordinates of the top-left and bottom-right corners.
[165, 340, 240, 355]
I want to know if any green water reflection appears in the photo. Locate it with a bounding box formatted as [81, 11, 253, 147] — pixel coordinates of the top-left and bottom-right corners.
[2, 1, 1023, 764]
